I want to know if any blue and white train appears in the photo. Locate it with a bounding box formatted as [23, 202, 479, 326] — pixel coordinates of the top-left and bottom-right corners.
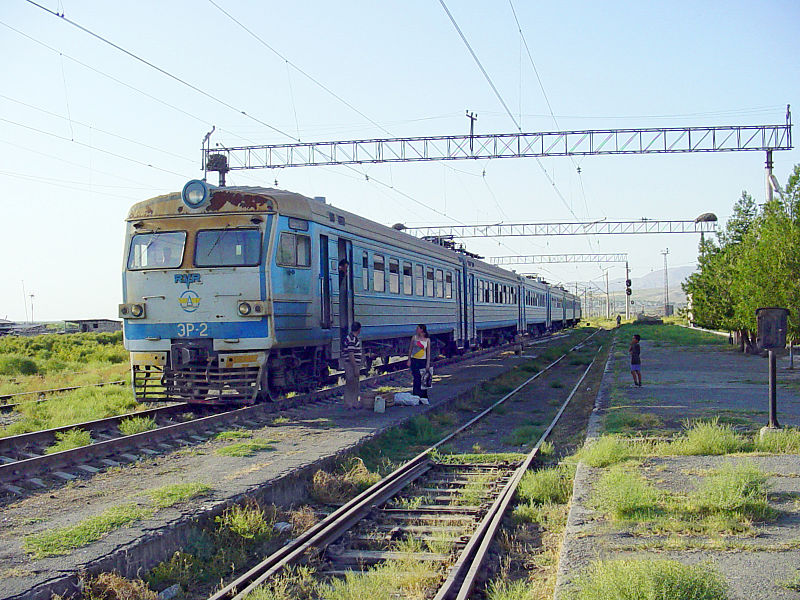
[120, 180, 581, 404]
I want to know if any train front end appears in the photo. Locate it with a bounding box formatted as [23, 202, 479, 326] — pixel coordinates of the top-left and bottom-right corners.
[120, 181, 276, 404]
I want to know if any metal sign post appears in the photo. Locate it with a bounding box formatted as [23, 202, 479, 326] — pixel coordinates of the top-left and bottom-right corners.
[756, 307, 790, 431]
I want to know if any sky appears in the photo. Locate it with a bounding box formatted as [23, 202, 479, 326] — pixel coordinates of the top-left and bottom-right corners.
[1, 0, 798, 321]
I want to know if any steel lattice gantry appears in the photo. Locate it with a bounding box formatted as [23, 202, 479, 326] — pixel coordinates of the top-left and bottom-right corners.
[408, 219, 717, 239]
[489, 253, 628, 266]
[205, 122, 792, 170]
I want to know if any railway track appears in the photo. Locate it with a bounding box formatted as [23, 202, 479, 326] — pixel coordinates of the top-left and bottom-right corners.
[208, 330, 601, 600]
[0, 332, 577, 499]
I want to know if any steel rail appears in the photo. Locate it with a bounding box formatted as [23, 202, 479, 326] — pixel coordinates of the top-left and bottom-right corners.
[443, 352, 599, 600]
[0, 402, 190, 459]
[210, 328, 602, 600]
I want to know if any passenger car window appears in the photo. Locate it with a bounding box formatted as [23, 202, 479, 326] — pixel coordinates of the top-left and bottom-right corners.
[373, 255, 385, 292]
[128, 231, 186, 270]
[362, 252, 369, 291]
[445, 272, 453, 299]
[276, 232, 311, 267]
[403, 262, 413, 295]
[389, 259, 400, 294]
[426, 268, 434, 297]
[195, 229, 261, 267]
[415, 264, 424, 296]
[435, 269, 444, 298]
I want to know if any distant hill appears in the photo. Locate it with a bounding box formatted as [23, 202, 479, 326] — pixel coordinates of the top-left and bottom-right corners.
[609, 265, 695, 292]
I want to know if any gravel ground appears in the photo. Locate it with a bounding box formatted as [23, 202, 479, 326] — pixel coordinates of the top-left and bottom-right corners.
[0, 332, 588, 600]
[556, 336, 800, 600]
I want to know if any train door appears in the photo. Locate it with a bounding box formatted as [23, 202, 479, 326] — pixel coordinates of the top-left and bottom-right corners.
[337, 238, 354, 344]
[546, 289, 552, 329]
[517, 284, 524, 334]
[455, 268, 463, 347]
[467, 273, 475, 346]
[319, 235, 331, 329]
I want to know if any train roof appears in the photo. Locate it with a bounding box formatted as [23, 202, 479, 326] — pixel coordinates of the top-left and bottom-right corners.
[127, 185, 581, 298]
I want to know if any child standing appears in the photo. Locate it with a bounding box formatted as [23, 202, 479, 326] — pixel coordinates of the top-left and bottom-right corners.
[407, 324, 431, 399]
[629, 334, 642, 387]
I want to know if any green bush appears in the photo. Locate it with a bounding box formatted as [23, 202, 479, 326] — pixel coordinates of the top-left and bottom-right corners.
[594, 465, 661, 521]
[517, 464, 575, 505]
[0, 355, 40, 376]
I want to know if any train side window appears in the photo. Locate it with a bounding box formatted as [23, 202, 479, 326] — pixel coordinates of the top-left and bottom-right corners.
[373, 255, 385, 292]
[415, 264, 424, 296]
[445, 272, 453, 299]
[276, 232, 311, 267]
[484, 281, 490, 303]
[494, 283, 499, 304]
[435, 269, 444, 298]
[426, 268, 434, 297]
[389, 258, 400, 294]
[362, 251, 369, 291]
[403, 262, 413, 295]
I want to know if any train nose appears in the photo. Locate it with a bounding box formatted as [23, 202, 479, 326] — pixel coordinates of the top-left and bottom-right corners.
[170, 339, 213, 369]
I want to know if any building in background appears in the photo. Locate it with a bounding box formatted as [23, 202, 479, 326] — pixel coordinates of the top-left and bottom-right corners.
[65, 319, 122, 333]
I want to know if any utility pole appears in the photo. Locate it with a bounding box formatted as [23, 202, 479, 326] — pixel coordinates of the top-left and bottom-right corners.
[466, 110, 478, 152]
[663, 249, 670, 316]
[21, 280, 29, 323]
[605, 270, 610, 319]
[29, 294, 35, 324]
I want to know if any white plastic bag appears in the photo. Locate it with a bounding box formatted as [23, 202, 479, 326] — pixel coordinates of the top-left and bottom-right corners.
[374, 395, 386, 413]
[393, 392, 419, 406]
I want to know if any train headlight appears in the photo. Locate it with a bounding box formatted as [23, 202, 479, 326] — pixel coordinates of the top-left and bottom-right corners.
[119, 303, 146, 319]
[237, 300, 268, 317]
[181, 179, 210, 209]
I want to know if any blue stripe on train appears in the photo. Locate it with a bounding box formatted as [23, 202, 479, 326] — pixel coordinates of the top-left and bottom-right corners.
[125, 320, 269, 340]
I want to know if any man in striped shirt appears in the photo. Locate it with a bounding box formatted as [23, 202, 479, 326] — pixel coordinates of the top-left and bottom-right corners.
[342, 321, 363, 410]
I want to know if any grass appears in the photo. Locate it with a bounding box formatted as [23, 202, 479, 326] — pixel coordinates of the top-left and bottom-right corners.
[570, 559, 727, 600]
[147, 501, 286, 594]
[517, 464, 576, 506]
[617, 323, 727, 347]
[0, 385, 140, 438]
[44, 428, 92, 453]
[310, 458, 381, 504]
[668, 419, 749, 455]
[81, 573, 158, 600]
[0, 331, 129, 397]
[24, 503, 153, 558]
[755, 427, 800, 453]
[574, 436, 641, 467]
[592, 461, 775, 534]
[453, 472, 496, 506]
[504, 425, 543, 447]
[118, 415, 157, 436]
[214, 438, 276, 457]
[272, 416, 290, 425]
[603, 409, 662, 434]
[215, 429, 252, 441]
[149, 482, 211, 508]
[550, 380, 564, 388]
[594, 465, 661, 521]
[781, 571, 800, 592]
[433, 451, 526, 464]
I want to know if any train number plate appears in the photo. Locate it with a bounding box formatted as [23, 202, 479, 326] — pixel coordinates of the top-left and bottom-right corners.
[177, 323, 209, 337]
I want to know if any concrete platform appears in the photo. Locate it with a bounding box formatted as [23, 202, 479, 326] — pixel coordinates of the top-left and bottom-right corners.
[555, 333, 800, 600]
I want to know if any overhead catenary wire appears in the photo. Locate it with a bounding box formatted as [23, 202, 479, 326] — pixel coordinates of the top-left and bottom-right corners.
[23, 0, 300, 142]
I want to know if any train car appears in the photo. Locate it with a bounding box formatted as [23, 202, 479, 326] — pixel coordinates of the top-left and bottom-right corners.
[120, 180, 582, 405]
[520, 275, 550, 336]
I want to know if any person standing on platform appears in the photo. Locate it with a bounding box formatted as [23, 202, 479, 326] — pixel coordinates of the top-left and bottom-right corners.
[629, 333, 642, 387]
[342, 321, 363, 409]
[407, 324, 431, 399]
[616, 314, 621, 328]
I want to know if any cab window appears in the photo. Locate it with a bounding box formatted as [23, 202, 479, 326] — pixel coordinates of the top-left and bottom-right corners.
[276, 232, 311, 267]
[195, 229, 261, 267]
[128, 231, 186, 270]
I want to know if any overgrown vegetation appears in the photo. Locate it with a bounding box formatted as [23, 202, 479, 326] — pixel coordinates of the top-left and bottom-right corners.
[149, 482, 211, 508]
[146, 501, 284, 595]
[570, 559, 728, 600]
[0, 331, 129, 397]
[118, 415, 157, 436]
[24, 503, 153, 558]
[214, 438, 276, 457]
[309, 458, 381, 504]
[683, 165, 800, 350]
[44, 428, 92, 454]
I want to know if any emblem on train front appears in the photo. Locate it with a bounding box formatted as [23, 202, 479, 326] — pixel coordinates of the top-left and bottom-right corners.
[179, 290, 201, 312]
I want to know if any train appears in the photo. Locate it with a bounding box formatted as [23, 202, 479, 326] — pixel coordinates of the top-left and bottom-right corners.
[119, 180, 581, 405]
